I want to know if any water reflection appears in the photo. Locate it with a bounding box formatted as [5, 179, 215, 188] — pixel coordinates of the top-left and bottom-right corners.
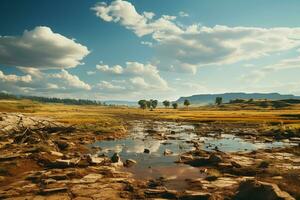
[91, 120, 295, 190]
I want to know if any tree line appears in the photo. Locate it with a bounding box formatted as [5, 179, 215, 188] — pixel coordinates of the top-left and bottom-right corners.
[0, 92, 102, 105]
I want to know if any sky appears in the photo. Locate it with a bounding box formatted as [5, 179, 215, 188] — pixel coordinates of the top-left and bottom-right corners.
[1, 0, 300, 101]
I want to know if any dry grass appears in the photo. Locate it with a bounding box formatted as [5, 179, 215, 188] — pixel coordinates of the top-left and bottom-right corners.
[1, 99, 300, 132]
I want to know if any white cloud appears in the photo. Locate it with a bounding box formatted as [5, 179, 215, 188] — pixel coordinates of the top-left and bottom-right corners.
[141, 41, 153, 47]
[87, 71, 96, 75]
[97, 61, 169, 90]
[97, 80, 125, 90]
[0, 26, 89, 69]
[241, 56, 300, 83]
[50, 70, 91, 90]
[96, 64, 124, 74]
[93, 0, 300, 73]
[92, 0, 182, 37]
[129, 76, 149, 89]
[179, 11, 189, 17]
[17, 67, 43, 78]
[47, 83, 59, 89]
[265, 56, 300, 70]
[0, 70, 32, 83]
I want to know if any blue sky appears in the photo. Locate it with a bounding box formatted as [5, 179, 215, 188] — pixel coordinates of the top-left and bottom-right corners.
[1, 0, 300, 101]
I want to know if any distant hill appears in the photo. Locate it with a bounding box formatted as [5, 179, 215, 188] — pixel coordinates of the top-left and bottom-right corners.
[176, 93, 300, 105]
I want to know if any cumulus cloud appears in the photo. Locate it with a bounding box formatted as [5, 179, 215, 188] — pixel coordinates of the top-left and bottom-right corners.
[96, 61, 169, 91]
[93, 0, 300, 73]
[129, 76, 149, 89]
[17, 67, 43, 78]
[0, 26, 89, 69]
[50, 70, 91, 90]
[92, 0, 182, 37]
[1, 70, 93, 98]
[0, 70, 32, 83]
[96, 64, 124, 74]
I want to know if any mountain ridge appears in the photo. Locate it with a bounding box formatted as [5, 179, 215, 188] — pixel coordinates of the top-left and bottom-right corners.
[176, 92, 300, 105]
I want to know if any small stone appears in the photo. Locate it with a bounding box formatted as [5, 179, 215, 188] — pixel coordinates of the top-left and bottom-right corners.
[208, 154, 222, 164]
[231, 161, 242, 168]
[55, 140, 69, 150]
[163, 149, 173, 156]
[258, 161, 269, 168]
[111, 153, 121, 163]
[50, 151, 64, 157]
[125, 159, 137, 167]
[144, 149, 150, 154]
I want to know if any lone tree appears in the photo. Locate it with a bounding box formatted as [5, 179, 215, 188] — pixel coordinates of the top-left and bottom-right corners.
[138, 100, 147, 109]
[215, 97, 223, 105]
[163, 100, 170, 108]
[150, 99, 158, 109]
[172, 102, 178, 109]
[184, 99, 190, 108]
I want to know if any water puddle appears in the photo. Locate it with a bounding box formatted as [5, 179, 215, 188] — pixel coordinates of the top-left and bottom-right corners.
[91, 120, 295, 190]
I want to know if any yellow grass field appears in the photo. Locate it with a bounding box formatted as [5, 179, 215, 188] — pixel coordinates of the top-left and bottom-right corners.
[1, 99, 300, 132]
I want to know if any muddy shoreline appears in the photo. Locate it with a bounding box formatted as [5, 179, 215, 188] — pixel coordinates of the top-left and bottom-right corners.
[0, 112, 299, 199]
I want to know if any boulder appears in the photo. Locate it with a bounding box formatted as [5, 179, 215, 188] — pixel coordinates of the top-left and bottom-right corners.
[208, 154, 222, 164]
[144, 149, 150, 154]
[111, 153, 121, 163]
[233, 180, 295, 200]
[125, 159, 137, 167]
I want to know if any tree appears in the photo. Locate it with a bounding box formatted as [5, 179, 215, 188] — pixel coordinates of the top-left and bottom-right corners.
[215, 97, 223, 105]
[138, 100, 147, 109]
[172, 102, 178, 109]
[163, 100, 170, 108]
[150, 99, 158, 109]
[184, 99, 190, 108]
[146, 100, 151, 109]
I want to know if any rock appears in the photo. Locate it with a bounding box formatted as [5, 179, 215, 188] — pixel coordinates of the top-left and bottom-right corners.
[111, 153, 121, 163]
[39, 187, 68, 195]
[258, 161, 269, 168]
[231, 161, 242, 168]
[179, 154, 194, 162]
[233, 180, 295, 200]
[81, 173, 103, 183]
[50, 151, 64, 157]
[180, 191, 211, 200]
[125, 159, 137, 167]
[163, 149, 173, 156]
[144, 149, 150, 154]
[55, 140, 69, 151]
[87, 154, 105, 164]
[208, 154, 222, 164]
[144, 188, 177, 199]
[205, 175, 218, 181]
[0, 153, 21, 161]
[46, 158, 80, 168]
[47, 173, 68, 180]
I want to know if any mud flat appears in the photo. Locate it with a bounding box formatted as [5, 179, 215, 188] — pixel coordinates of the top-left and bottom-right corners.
[0, 113, 299, 199]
